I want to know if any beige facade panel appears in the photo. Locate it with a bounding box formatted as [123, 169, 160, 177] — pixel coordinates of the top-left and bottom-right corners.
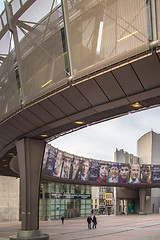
[137, 130, 152, 164]
[0, 176, 19, 221]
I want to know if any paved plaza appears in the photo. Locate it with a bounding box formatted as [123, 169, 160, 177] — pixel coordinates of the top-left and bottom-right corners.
[1, 214, 160, 240]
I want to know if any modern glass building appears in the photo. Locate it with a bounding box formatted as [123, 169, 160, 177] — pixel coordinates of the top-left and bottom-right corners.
[39, 182, 92, 220]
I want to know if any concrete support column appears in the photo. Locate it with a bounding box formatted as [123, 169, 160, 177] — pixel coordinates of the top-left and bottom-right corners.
[124, 200, 128, 215]
[10, 138, 49, 240]
[139, 188, 146, 215]
[115, 197, 120, 215]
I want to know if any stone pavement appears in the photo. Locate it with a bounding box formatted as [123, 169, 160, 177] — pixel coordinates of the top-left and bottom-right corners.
[1, 214, 160, 240]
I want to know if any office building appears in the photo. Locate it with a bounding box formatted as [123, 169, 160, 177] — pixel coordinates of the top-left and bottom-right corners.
[114, 130, 160, 215]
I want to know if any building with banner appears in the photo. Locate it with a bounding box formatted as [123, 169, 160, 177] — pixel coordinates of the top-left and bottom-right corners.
[1, 0, 160, 238]
[114, 129, 160, 215]
[41, 129, 160, 217]
[1, 129, 160, 222]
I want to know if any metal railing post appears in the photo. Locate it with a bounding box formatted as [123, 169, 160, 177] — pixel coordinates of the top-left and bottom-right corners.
[150, 0, 159, 49]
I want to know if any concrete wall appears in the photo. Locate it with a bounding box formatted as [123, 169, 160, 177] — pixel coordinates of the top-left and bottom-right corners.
[115, 188, 139, 215]
[92, 187, 99, 209]
[0, 176, 19, 221]
[116, 187, 139, 199]
[114, 149, 139, 164]
[114, 149, 128, 163]
[137, 131, 152, 164]
[151, 188, 160, 213]
[146, 196, 151, 214]
[137, 131, 160, 213]
[113, 130, 160, 215]
[152, 132, 160, 164]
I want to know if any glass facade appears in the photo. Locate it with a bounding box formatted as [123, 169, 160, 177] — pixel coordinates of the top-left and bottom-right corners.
[39, 182, 92, 220]
[64, 0, 150, 80]
[1, 0, 160, 122]
[0, 31, 22, 121]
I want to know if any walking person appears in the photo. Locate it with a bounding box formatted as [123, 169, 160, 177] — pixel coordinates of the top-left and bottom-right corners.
[61, 215, 65, 224]
[92, 215, 97, 229]
[87, 216, 92, 229]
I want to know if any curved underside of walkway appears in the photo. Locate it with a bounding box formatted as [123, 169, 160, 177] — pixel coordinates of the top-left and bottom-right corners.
[1, 0, 160, 178]
[1, 50, 160, 178]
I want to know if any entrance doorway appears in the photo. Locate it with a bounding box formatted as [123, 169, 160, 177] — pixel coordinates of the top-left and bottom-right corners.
[127, 200, 135, 213]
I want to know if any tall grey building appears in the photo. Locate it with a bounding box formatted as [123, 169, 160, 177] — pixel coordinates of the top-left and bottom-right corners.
[114, 130, 160, 215]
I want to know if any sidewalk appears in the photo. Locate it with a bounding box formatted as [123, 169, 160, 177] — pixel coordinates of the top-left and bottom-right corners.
[1, 214, 160, 240]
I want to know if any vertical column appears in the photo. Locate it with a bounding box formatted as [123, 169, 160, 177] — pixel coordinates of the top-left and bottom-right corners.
[10, 138, 49, 240]
[150, 0, 158, 49]
[42, 184, 45, 221]
[115, 197, 120, 215]
[5, 0, 25, 103]
[139, 188, 146, 214]
[124, 200, 128, 215]
[61, 0, 73, 79]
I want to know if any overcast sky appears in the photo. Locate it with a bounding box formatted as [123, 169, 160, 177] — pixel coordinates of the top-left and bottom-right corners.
[50, 106, 160, 161]
[0, 0, 4, 13]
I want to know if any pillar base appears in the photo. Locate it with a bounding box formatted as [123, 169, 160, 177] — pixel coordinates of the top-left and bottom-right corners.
[10, 229, 50, 240]
[139, 212, 146, 215]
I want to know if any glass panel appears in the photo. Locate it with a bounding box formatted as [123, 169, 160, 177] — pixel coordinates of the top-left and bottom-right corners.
[50, 183, 55, 191]
[46, 199, 51, 205]
[56, 183, 61, 193]
[81, 200, 85, 204]
[11, 0, 21, 15]
[81, 186, 85, 194]
[0, 31, 21, 122]
[81, 209, 85, 214]
[60, 199, 65, 204]
[51, 199, 55, 204]
[46, 205, 51, 210]
[66, 185, 70, 193]
[86, 205, 91, 209]
[56, 210, 60, 215]
[51, 205, 55, 210]
[51, 210, 55, 215]
[86, 187, 91, 194]
[17, 0, 68, 104]
[0, 19, 2, 32]
[64, 0, 150, 80]
[46, 183, 51, 193]
[86, 199, 91, 204]
[21, 0, 28, 5]
[86, 209, 91, 214]
[61, 205, 65, 210]
[19, 0, 57, 23]
[56, 199, 60, 204]
[46, 210, 51, 217]
[70, 185, 74, 194]
[1, 10, 7, 27]
[51, 216, 55, 220]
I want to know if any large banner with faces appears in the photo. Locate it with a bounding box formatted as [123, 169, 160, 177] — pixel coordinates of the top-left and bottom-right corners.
[42, 144, 158, 184]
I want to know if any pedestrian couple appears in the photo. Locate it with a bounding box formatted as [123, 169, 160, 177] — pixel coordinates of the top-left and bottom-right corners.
[87, 215, 97, 229]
